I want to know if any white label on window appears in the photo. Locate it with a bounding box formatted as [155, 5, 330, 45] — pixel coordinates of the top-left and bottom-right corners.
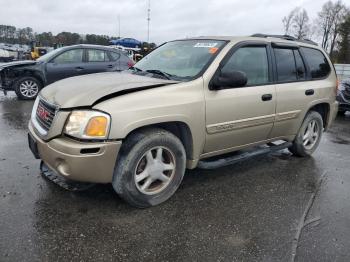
[194, 43, 218, 48]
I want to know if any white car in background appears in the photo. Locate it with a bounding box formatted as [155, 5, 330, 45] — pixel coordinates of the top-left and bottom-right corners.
[0, 49, 14, 62]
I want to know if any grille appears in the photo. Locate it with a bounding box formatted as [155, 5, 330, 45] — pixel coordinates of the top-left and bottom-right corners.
[35, 99, 57, 131]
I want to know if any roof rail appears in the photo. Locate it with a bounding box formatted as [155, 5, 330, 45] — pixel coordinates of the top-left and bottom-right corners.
[251, 33, 318, 46]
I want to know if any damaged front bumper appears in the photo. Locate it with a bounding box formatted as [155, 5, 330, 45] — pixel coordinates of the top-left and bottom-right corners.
[28, 121, 122, 184]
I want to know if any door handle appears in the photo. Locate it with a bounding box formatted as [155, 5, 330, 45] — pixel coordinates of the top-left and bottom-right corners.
[75, 67, 84, 71]
[305, 89, 314, 96]
[107, 65, 113, 68]
[261, 94, 272, 101]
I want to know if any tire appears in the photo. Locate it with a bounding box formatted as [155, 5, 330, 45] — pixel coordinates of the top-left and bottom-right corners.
[14, 76, 42, 100]
[112, 128, 186, 208]
[288, 111, 323, 157]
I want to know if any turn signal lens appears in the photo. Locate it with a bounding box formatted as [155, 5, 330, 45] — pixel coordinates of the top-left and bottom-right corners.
[85, 116, 108, 137]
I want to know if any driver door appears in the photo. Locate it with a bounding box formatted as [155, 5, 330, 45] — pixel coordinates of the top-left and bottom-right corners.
[204, 43, 276, 154]
[45, 48, 85, 84]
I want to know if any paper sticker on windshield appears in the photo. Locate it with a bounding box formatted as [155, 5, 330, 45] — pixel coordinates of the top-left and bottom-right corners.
[194, 42, 218, 48]
[209, 47, 218, 54]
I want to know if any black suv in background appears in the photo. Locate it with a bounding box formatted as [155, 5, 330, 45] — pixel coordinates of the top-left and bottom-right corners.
[0, 44, 134, 99]
[337, 78, 350, 115]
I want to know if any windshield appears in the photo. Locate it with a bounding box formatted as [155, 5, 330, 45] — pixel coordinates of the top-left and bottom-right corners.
[134, 40, 226, 81]
[36, 47, 65, 62]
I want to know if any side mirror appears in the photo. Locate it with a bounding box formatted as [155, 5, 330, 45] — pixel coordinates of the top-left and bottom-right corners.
[211, 70, 248, 90]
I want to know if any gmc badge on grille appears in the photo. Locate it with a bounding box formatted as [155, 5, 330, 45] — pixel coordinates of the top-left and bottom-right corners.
[37, 104, 50, 121]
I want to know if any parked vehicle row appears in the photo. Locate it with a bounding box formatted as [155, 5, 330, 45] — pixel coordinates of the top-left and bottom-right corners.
[0, 44, 134, 99]
[337, 78, 350, 115]
[28, 35, 338, 207]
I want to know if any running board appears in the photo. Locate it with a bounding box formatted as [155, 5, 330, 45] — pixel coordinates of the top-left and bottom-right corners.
[197, 142, 292, 170]
[40, 161, 95, 191]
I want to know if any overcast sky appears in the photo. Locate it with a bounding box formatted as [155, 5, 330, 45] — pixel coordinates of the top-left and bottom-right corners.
[0, 0, 327, 44]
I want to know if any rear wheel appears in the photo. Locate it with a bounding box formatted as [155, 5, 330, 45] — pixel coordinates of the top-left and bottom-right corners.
[14, 76, 42, 100]
[288, 111, 323, 157]
[112, 128, 186, 208]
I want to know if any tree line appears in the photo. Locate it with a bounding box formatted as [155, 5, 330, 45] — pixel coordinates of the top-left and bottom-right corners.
[282, 0, 350, 63]
[0, 25, 121, 46]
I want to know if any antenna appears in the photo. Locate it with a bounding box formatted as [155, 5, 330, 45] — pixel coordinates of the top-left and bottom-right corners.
[147, 0, 151, 43]
[118, 14, 121, 39]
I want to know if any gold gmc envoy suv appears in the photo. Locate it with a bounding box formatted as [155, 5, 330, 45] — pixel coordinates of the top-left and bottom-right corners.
[28, 35, 338, 207]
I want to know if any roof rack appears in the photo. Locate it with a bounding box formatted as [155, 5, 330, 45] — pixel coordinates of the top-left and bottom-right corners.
[251, 34, 318, 46]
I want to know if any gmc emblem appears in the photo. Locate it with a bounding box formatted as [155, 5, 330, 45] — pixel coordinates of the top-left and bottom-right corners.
[37, 105, 50, 121]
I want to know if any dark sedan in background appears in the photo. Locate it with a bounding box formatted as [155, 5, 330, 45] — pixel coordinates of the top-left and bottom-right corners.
[0, 44, 134, 99]
[337, 78, 350, 115]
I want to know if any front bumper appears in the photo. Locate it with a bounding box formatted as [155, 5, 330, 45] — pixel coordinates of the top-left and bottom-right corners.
[28, 122, 122, 183]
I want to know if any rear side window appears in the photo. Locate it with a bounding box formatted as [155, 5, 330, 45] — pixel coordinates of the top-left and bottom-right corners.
[110, 52, 121, 61]
[87, 49, 109, 62]
[221, 46, 269, 86]
[274, 48, 297, 82]
[301, 47, 331, 79]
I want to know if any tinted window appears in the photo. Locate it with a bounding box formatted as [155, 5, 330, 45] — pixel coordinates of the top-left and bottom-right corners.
[274, 48, 297, 82]
[294, 50, 306, 80]
[222, 46, 269, 86]
[88, 49, 109, 62]
[54, 49, 83, 64]
[301, 47, 331, 79]
[110, 52, 121, 61]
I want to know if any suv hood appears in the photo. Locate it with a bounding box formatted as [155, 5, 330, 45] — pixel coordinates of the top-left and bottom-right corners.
[40, 72, 178, 108]
[0, 60, 37, 69]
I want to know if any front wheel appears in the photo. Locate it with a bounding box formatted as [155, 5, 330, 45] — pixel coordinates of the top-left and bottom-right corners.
[14, 76, 42, 100]
[288, 111, 323, 157]
[112, 128, 186, 208]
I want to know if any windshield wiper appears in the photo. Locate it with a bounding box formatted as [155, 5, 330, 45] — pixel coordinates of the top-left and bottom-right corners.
[145, 69, 173, 80]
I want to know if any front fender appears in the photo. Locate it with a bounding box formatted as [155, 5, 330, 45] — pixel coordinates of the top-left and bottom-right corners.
[93, 78, 206, 160]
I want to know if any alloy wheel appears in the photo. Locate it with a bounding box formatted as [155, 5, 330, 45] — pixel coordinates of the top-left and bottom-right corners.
[19, 80, 39, 98]
[302, 120, 319, 150]
[134, 146, 176, 195]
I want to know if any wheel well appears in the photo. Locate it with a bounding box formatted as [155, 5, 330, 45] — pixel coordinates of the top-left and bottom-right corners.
[127, 122, 194, 160]
[13, 70, 44, 88]
[309, 103, 330, 128]
[22, 71, 44, 87]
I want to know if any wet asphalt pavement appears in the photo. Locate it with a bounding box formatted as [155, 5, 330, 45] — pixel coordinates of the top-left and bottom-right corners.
[0, 93, 350, 262]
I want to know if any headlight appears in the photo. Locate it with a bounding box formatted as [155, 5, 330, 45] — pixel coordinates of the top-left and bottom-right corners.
[64, 110, 111, 139]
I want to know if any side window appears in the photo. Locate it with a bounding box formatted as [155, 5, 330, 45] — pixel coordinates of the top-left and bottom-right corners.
[88, 49, 109, 62]
[221, 46, 269, 86]
[110, 52, 121, 61]
[301, 47, 331, 79]
[294, 50, 306, 80]
[274, 48, 297, 82]
[53, 49, 83, 64]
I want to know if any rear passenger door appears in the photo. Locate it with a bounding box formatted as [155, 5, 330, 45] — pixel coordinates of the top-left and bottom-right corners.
[204, 43, 276, 154]
[84, 49, 114, 74]
[269, 45, 332, 138]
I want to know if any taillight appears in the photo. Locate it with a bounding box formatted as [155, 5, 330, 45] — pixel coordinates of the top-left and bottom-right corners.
[336, 78, 339, 89]
[127, 61, 134, 68]
[336, 78, 339, 95]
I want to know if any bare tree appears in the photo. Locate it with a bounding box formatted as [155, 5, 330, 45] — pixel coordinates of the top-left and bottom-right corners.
[283, 7, 311, 39]
[283, 7, 299, 35]
[317, 0, 347, 53]
[292, 9, 310, 39]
